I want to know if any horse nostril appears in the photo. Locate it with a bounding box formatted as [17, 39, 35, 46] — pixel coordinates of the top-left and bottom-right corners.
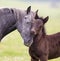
[24, 39, 33, 47]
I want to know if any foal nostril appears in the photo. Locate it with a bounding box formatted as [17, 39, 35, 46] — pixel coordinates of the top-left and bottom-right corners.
[31, 31, 35, 35]
[31, 29, 36, 35]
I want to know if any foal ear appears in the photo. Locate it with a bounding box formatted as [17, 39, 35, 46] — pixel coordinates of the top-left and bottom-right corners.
[27, 6, 31, 14]
[43, 16, 49, 24]
[35, 10, 39, 19]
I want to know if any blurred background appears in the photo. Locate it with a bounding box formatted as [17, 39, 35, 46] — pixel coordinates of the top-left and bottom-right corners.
[0, 0, 60, 61]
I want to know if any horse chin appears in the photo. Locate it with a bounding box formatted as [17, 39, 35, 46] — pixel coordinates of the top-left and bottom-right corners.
[24, 39, 33, 47]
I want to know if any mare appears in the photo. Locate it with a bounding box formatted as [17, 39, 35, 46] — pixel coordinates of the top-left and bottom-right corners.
[28, 12, 60, 61]
[0, 6, 35, 46]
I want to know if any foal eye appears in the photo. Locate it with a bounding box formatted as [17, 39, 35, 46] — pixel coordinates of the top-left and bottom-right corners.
[40, 25, 43, 29]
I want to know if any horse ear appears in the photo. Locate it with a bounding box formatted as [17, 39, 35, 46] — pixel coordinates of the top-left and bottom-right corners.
[35, 10, 40, 19]
[43, 16, 49, 24]
[27, 6, 31, 14]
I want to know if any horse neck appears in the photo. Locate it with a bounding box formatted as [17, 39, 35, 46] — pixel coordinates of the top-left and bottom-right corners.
[1, 8, 18, 39]
[13, 8, 26, 21]
[14, 9, 26, 33]
[0, 8, 26, 40]
[3, 23, 16, 37]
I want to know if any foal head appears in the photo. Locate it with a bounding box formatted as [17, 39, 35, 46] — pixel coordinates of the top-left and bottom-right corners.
[31, 16, 49, 37]
[30, 12, 49, 46]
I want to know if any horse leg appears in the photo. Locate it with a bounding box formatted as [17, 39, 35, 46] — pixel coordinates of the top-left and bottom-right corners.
[40, 55, 48, 61]
[31, 57, 39, 61]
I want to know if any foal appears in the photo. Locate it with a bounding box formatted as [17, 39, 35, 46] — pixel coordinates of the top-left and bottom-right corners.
[29, 15, 60, 61]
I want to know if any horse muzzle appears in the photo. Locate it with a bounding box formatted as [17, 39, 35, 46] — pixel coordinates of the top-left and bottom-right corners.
[24, 39, 33, 47]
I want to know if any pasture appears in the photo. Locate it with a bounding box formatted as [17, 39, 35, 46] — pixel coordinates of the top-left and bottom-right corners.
[0, 0, 60, 61]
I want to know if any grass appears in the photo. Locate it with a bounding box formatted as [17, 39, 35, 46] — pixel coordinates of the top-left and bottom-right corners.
[0, 30, 30, 61]
[0, 0, 60, 61]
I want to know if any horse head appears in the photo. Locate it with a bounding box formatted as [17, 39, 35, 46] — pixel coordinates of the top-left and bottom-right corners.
[17, 6, 36, 47]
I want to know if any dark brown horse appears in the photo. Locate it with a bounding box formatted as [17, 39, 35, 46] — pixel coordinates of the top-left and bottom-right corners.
[29, 12, 60, 61]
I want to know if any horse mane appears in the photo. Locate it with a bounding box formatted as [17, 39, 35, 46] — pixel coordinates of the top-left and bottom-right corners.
[1, 8, 14, 14]
[11, 8, 26, 21]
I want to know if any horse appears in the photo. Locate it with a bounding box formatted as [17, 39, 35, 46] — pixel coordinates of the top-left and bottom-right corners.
[28, 11, 60, 61]
[0, 6, 36, 46]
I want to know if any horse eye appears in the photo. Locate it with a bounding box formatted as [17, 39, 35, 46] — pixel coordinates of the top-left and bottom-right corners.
[25, 16, 28, 19]
[27, 22, 31, 24]
[25, 17, 27, 19]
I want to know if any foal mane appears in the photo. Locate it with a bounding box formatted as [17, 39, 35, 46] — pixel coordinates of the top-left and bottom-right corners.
[39, 17, 46, 37]
[42, 26, 46, 37]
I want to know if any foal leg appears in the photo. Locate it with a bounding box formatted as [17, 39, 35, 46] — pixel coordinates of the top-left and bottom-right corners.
[31, 57, 39, 61]
[40, 55, 48, 61]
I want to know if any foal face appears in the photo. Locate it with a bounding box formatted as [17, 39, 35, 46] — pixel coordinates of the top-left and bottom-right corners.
[31, 15, 49, 36]
[31, 19, 43, 36]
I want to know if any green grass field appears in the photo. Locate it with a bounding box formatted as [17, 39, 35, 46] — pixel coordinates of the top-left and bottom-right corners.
[0, 0, 60, 61]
